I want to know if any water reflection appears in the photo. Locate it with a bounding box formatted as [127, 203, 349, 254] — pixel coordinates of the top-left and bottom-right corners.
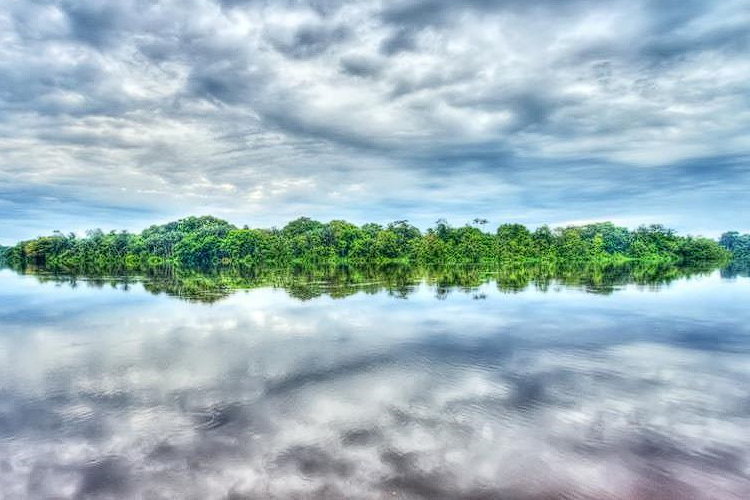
[0, 268, 749, 499]
[6, 260, 729, 303]
[721, 259, 750, 279]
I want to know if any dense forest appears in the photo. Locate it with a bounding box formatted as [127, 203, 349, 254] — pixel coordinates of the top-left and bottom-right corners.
[0, 216, 737, 270]
[719, 231, 750, 260]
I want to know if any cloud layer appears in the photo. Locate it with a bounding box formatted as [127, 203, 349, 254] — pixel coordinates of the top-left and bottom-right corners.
[1, 0, 749, 242]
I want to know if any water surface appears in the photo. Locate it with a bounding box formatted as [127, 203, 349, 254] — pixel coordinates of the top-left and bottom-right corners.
[1, 268, 749, 499]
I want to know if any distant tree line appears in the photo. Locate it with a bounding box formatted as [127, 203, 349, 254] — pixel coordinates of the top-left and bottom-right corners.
[0, 216, 734, 269]
[719, 231, 750, 260]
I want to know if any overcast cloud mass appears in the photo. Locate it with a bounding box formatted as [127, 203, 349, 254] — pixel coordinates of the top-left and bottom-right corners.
[1, 0, 749, 242]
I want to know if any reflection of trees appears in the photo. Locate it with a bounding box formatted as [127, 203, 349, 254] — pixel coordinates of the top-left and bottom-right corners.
[721, 258, 750, 279]
[8, 259, 727, 303]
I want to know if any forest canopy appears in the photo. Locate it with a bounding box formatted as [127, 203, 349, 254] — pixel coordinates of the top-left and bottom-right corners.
[0, 216, 737, 270]
[719, 231, 750, 261]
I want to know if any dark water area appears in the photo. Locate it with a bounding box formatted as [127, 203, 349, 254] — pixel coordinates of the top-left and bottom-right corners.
[0, 265, 749, 499]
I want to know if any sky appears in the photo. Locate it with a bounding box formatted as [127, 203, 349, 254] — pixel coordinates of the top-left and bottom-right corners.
[1, 0, 749, 243]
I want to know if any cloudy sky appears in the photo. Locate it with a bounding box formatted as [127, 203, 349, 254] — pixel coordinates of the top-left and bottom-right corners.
[1, 0, 749, 243]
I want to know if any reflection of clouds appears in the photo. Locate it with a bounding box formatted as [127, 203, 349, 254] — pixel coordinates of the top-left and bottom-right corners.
[1, 274, 750, 498]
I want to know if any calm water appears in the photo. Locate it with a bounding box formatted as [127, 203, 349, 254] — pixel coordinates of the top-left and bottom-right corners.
[1, 267, 749, 499]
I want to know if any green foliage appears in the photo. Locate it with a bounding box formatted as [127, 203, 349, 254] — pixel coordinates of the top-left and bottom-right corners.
[677, 236, 730, 263]
[140, 215, 236, 258]
[2, 216, 732, 271]
[497, 224, 533, 260]
[0, 246, 10, 266]
[579, 222, 630, 254]
[720, 231, 750, 260]
[173, 233, 224, 267]
[220, 229, 273, 263]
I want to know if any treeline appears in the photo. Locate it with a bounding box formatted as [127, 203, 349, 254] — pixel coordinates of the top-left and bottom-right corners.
[1, 215, 732, 269]
[719, 231, 750, 260]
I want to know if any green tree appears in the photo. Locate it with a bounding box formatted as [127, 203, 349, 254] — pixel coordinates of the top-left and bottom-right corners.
[497, 224, 533, 261]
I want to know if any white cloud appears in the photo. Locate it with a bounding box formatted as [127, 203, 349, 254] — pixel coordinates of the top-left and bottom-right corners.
[0, 0, 748, 242]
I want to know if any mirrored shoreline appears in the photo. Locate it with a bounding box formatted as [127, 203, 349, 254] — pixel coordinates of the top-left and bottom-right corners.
[4, 259, 745, 302]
